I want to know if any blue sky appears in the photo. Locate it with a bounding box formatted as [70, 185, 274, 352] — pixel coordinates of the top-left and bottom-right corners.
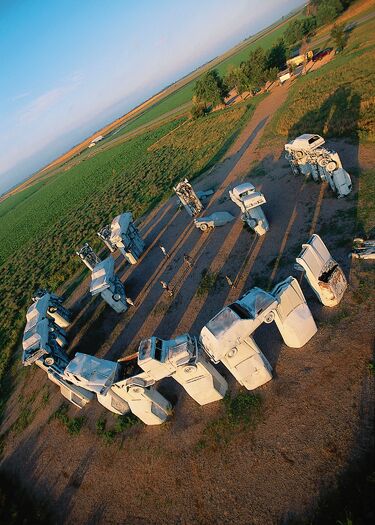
[0, 0, 302, 194]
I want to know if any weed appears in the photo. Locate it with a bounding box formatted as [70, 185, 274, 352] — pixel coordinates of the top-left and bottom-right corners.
[41, 385, 50, 407]
[352, 268, 375, 304]
[196, 269, 220, 297]
[322, 308, 350, 327]
[96, 413, 138, 445]
[152, 302, 169, 317]
[114, 413, 139, 432]
[50, 403, 86, 436]
[368, 362, 375, 375]
[12, 407, 34, 435]
[96, 417, 116, 445]
[11, 390, 39, 434]
[197, 391, 262, 449]
[247, 162, 266, 179]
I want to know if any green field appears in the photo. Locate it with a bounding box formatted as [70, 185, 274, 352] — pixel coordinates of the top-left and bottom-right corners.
[261, 18, 375, 145]
[0, 101, 258, 385]
[0, 181, 46, 218]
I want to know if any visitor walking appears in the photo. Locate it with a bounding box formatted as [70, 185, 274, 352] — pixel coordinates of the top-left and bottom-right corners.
[225, 275, 236, 288]
[159, 244, 169, 258]
[160, 280, 173, 296]
[183, 254, 193, 268]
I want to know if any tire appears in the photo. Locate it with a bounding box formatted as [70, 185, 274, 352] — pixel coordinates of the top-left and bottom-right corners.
[44, 356, 55, 366]
[199, 223, 208, 231]
[317, 155, 329, 167]
[326, 161, 337, 172]
[295, 151, 304, 160]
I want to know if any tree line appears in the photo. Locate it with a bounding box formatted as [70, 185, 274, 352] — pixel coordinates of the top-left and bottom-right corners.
[191, 0, 354, 118]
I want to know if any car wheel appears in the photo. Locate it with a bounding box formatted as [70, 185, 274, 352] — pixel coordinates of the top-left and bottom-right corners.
[199, 224, 208, 231]
[317, 155, 329, 167]
[44, 356, 55, 366]
[326, 161, 337, 172]
[113, 293, 121, 302]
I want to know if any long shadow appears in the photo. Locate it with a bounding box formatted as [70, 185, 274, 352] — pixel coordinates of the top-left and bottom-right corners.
[286, 85, 361, 275]
[152, 84, 362, 371]
[101, 113, 270, 360]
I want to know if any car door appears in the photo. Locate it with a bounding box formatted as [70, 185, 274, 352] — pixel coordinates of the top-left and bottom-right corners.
[272, 276, 317, 348]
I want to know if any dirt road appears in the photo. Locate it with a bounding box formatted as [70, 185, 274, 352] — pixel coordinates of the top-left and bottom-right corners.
[1, 81, 374, 525]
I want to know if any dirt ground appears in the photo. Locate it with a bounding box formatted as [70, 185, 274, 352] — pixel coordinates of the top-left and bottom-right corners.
[1, 80, 374, 525]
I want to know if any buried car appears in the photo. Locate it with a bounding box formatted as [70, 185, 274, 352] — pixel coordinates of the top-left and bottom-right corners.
[295, 234, 347, 307]
[194, 211, 234, 231]
[350, 238, 375, 260]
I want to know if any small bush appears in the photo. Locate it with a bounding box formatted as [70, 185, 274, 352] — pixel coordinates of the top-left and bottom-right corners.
[196, 269, 219, 297]
[96, 413, 138, 445]
[50, 403, 86, 436]
[197, 391, 262, 449]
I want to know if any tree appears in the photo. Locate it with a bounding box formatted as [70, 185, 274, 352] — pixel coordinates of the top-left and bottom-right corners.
[302, 16, 317, 37]
[241, 47, 268, 90]
[316, 0, 343, 25]
[266, 67, 279, 83]
[193, 70, 229, 108]
[266, 39, 287, 70]
[331, 23, 348, 50]
[225, 65, 250, 95]
[283, 16, 317, 46]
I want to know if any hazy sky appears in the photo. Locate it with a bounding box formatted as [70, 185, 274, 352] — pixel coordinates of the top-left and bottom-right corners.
[0, 0, 302, 194]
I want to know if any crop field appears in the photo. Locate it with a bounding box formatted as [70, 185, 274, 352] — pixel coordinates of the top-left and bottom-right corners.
[262, 18, 375, 145]
[0, 101, 255, 387]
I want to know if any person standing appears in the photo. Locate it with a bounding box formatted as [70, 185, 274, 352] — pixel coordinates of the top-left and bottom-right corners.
[225, 275, 236, 288]
[160, 280, 173, 296]
[159, 244, 169, 258]
[183, 254, 193, 268]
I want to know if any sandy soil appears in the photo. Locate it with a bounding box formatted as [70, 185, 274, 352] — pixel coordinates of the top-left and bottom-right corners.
[1, 80, 374, 525]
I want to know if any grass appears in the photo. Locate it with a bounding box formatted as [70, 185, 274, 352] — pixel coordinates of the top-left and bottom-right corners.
[356, 170, 375, 236]
[96, 413, 138, 445]
[0, 181, 46, 218]
[0, 102, 256, 394]
[196, 391, 262, 449]
[196, 269, 220, 297]
[50, 403, 86, 436]
[261, 19, 375, 145]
